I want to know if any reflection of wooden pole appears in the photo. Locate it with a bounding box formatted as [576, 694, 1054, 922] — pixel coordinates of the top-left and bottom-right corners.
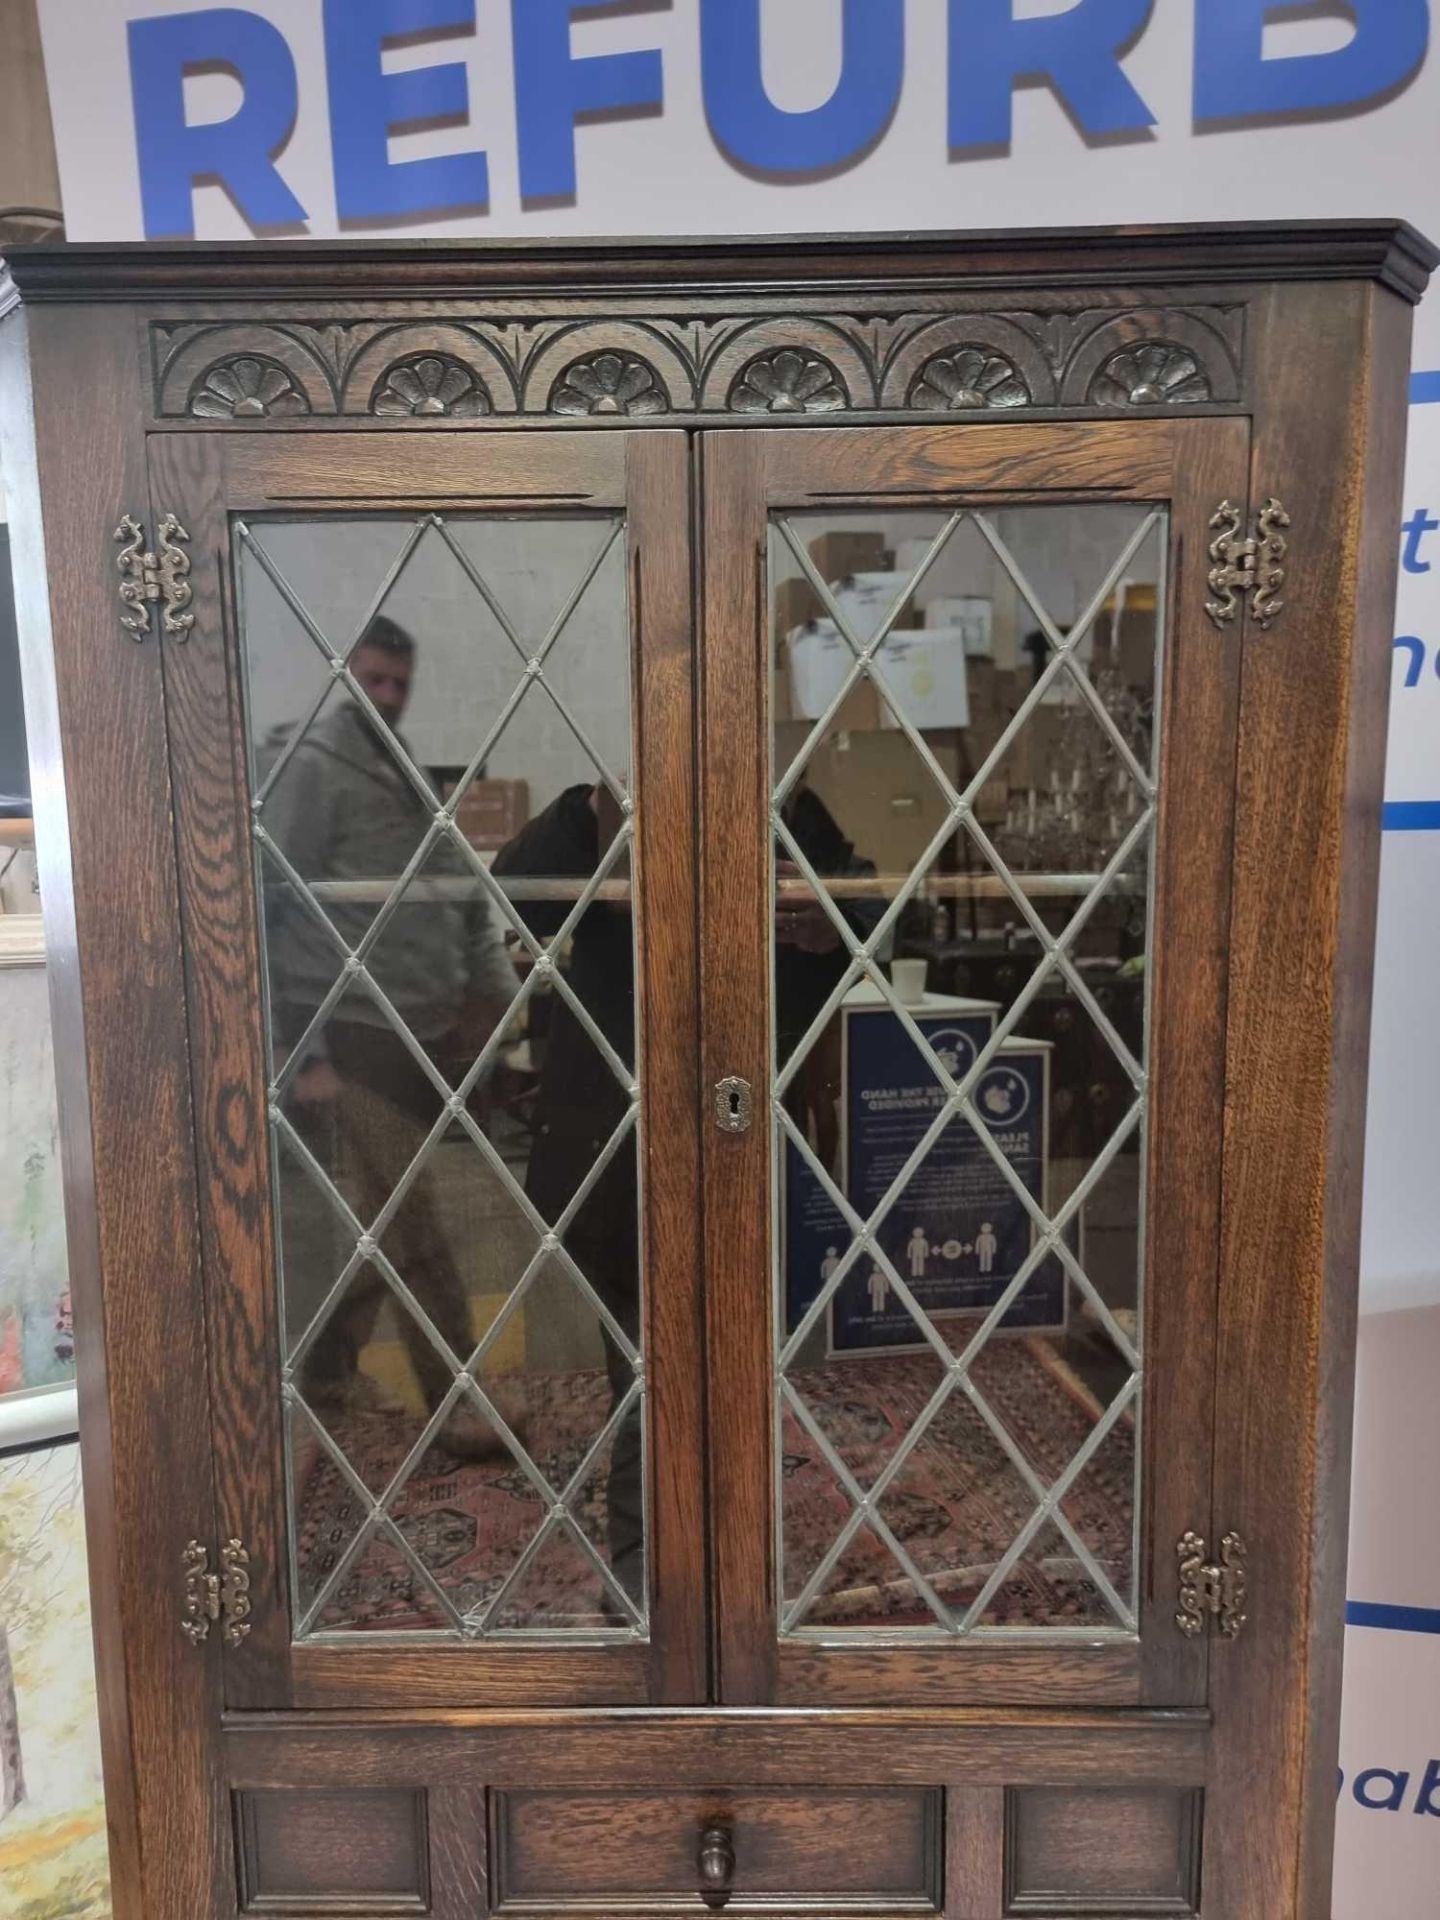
[308, 876, 631, 904]
[781, 872, 1136, 902]
[305, 872, 1131, 906]
[0, 819, 35, 848]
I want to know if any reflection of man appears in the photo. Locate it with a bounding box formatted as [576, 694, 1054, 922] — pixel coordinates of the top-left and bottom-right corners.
[265, 615, 519, 1457]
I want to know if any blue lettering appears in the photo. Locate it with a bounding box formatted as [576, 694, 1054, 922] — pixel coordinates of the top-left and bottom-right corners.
[512, 0, 664, 201]
[1393, 637, 1426, 688]
[128, 9, 306, 239]
[1402, 506, 1438, 573]
[1195, 0, 1429, 122]
[701, 0, 903, 174]
[1419, 1758, 1440, 1817]
[1354, 1767, 1410, 1811]
[325, 0, 488, 221]
[949, 0, 1155, 150]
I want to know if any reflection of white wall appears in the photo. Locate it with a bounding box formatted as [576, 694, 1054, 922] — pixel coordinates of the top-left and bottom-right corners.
[1362, 835, 1440, 1312]
[1335, 1305, 1440, 1920]
[239, 517, 632, 820]
[770, 505, 1160, 667]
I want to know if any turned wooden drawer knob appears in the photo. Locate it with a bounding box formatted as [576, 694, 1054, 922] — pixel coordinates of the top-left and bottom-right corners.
[698, 1823, 736, 1908]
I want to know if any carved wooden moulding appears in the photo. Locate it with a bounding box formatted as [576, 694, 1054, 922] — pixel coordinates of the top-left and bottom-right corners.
[150, 304, 1245, 423]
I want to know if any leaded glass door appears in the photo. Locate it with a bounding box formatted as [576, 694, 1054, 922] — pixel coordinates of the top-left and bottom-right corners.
[702, 420, 1249, 1707]
[150, 428, 704, 1709]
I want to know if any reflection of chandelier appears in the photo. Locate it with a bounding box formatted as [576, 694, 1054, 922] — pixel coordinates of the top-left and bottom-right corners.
[995, 670, 1152, 876]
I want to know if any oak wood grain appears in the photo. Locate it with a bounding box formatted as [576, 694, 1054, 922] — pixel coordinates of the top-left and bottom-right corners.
[945, 1788, 1004, 1920]
[628, 432, 708, 1703]
[1203, 281, 1416, 1920]
[699, 431, 775, 1705]
[223, 1707, 1212, 1790]
[0, 304, 229, 1913]
[429, 1783, 490, 1920]
[492, 1786, 940, 1905]
[148, 428, 292, 1709]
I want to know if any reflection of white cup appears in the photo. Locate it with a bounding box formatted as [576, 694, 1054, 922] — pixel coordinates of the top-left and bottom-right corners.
[891, 958, 928, 1004]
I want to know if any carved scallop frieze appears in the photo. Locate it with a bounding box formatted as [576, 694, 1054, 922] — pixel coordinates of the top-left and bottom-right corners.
[729, 347, 848, 414]
[371, 352, 491, 417]
[150, 301, 1244, 423]
[908, 347, 1031, 411]
[549, 351, 669, 416]
[1089, 341, 1212, 407]
[189, 353, 311, 419]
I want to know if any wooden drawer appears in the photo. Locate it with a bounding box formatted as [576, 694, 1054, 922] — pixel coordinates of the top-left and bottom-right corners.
[490, 1787, 943, 1911]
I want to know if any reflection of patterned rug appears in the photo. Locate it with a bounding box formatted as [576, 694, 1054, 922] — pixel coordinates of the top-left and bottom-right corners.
[783, 1341, 1134, 1628]
[295, 1370, 620, 1633]
[294, 1340, 1132, 1635]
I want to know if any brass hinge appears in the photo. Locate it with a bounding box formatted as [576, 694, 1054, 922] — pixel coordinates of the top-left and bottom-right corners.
[181, 1537, 253, 1648]
[1175, 1530, 1247, 1641]
[1205, 499, 1290, 632]
[114, 512, 195, 641]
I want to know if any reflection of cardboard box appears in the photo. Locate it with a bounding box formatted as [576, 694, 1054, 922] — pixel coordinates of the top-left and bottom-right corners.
[772, 642, 795, 724]
[774, 574, 822, 637]
[877, 630, 972, 731]
[793, 728, 961, 876]
[808, 529, 887, 583]
[787, 622, 881, 729]
[965, 659, 1000, 719]
[1003, 704, 1067, 793]
[450, 778, 529, 849]
[926, 595, 993, 656]
[1094, 586, 1158, 690]
[832, 571, 919, 637]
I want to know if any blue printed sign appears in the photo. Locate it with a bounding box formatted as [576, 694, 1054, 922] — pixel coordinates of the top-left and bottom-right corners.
[830, 1009, 1059, 1354]
[782, 996, 997, 1341]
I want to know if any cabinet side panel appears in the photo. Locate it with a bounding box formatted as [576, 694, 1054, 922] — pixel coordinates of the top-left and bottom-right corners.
[0, 306, 226, 1915]
[1206, 281, 1412, 1919]
[1299, 285, 1414, 1920]
[0, 303, 143, 1904]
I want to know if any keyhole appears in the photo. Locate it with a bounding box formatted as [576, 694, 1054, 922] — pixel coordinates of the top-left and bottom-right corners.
[728, 1088, 742, 1123]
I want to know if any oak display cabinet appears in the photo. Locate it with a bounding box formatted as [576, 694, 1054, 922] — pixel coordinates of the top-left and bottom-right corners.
[0, 223, 1431, 1920]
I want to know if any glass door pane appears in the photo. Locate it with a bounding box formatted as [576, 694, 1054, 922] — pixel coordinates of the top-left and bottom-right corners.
[702, 419, 1247, 1705]
[237, 510, 646, 1641]
[769, 504, 1161, 1638]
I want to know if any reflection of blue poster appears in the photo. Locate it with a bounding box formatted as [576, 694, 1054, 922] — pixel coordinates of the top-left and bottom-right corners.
[782, 994, 997, 1339]
[831, 1011, 1058, 1353]
[783, 1133, 849, 1337]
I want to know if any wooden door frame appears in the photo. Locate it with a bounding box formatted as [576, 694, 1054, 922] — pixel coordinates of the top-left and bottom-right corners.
[147, 426, 706, 1712]
[1, 305, 229, 1914]
[1202, 280, 1417, 1919]
[699, 417, 1250, 1709]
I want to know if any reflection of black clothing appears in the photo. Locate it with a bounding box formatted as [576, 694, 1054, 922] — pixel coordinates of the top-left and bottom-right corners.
[493, 787, 634, 1237]
[492, 783, 877, 1600]
[493, 789, 642, 1596]
[776, 786, 879, 1062]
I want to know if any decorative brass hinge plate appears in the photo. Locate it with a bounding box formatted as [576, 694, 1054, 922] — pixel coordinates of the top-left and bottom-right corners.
[1205, 498, 1290, 632]
[114, 511, 195, 640]
[181, 1537, 253, 1647]
[1176, 1530, 1248, 1640]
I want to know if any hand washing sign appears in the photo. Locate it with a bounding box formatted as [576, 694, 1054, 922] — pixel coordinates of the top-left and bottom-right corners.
[830, 1006, 1058, 1353]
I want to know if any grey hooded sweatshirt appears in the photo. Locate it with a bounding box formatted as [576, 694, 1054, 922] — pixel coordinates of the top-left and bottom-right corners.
[260, 702, 517, 1054]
